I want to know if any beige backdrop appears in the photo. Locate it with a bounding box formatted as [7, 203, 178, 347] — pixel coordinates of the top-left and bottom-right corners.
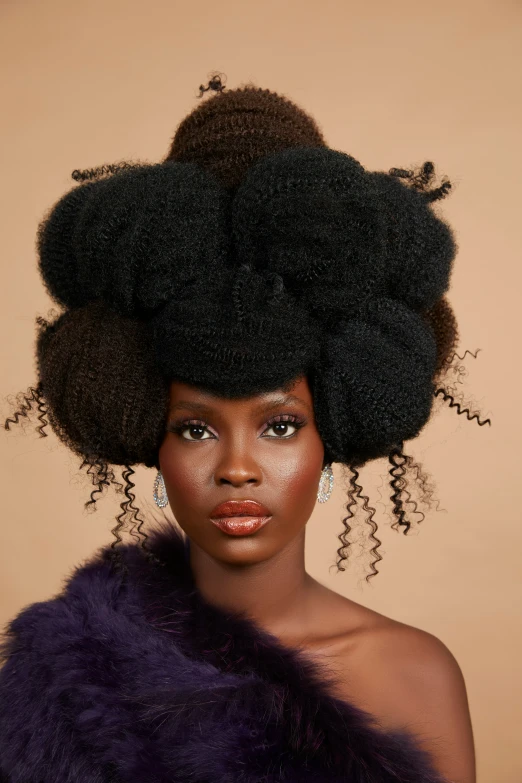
[1, 1, 520, 780]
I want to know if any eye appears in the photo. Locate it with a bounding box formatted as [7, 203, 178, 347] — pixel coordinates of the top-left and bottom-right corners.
[262, 414, 306, 439]
[169, 419, 215, 441]
[168, 413, 307, 442]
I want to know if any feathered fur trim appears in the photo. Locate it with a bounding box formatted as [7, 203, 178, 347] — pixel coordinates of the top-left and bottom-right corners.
[0, 521, 450, 782]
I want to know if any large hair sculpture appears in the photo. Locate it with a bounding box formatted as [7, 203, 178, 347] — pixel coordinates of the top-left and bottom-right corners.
[3, 74, 490, 580]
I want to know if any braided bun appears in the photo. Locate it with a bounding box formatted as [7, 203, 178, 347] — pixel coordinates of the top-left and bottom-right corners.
[231, 147, 387, 324]
[165, 81, 327, 188]
[313, 297, 437, 465]
[369, 169, 456, 311]
[150, 264, 321, 398]
[35, 302, 168, 467]
[37, 162, 231, 317]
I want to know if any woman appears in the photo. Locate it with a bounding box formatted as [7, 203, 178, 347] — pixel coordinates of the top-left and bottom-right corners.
[0, 74, 486, 782]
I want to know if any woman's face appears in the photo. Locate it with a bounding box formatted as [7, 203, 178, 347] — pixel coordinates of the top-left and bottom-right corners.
[158, 375, 325, 565]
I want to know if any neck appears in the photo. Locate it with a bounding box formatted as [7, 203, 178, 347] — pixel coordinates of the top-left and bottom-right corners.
[188, 531, 317, 641]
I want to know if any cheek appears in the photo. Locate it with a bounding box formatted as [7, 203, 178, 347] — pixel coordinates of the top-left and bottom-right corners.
[158, 438, 207, 514]
[273, 454, 323, 525]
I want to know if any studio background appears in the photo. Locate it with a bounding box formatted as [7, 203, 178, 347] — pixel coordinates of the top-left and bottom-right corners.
[0, 1, 520, 780]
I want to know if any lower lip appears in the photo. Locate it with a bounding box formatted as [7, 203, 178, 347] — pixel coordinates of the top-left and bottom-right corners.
[209, 516, 272, 536]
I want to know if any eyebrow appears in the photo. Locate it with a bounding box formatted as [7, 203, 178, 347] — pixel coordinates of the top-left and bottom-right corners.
[169, 395, 313, 416]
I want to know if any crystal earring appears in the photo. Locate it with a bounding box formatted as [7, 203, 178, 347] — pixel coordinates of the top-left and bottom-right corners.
[317, 464, 334, 503]
[153, 470, 169, 508]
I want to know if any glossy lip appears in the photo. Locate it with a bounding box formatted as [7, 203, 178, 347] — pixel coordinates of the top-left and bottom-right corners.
[209, 499, 271, 518]
[210, 515, 272, 536]
[209, 499, 273, 537]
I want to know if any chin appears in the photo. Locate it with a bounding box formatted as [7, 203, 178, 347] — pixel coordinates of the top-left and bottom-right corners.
[191, 527, 291, 566]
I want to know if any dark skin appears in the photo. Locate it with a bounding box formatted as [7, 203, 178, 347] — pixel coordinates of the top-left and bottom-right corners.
[158, 374, 476, 783]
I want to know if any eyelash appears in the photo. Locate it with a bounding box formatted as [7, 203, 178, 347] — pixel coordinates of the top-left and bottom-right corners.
[168, 414, 307, 442]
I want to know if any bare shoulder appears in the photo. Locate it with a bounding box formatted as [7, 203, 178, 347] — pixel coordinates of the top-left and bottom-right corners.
[316, 600, 476, 783]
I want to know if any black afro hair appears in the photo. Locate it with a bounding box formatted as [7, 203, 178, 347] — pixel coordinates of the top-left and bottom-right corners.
[4, 75, 491, 581]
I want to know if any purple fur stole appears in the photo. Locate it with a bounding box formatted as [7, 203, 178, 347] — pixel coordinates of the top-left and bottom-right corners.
[0, 521, 451, 782]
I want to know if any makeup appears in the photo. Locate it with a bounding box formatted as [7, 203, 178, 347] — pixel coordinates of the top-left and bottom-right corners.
[210, 516, 272, 536]
[209, 499, 272, 537]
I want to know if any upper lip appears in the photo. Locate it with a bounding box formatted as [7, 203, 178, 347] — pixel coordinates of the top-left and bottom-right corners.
[209, 499, 271, 518]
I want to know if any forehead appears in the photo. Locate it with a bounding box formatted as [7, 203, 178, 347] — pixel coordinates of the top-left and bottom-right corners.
[167, 376, 313, 414]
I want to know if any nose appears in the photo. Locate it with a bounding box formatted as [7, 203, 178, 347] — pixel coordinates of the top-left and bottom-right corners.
[214, 448, 262, 487]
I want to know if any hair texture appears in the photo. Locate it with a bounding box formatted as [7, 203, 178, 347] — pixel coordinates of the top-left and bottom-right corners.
[3, 73, 491, 581]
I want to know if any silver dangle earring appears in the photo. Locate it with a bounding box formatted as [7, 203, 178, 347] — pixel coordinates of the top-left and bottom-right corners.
[153, 470, 169, 508]
[317, 464, 334, 503]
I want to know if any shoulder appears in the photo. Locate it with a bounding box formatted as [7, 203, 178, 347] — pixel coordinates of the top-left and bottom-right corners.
[336, 617, 477, 783]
